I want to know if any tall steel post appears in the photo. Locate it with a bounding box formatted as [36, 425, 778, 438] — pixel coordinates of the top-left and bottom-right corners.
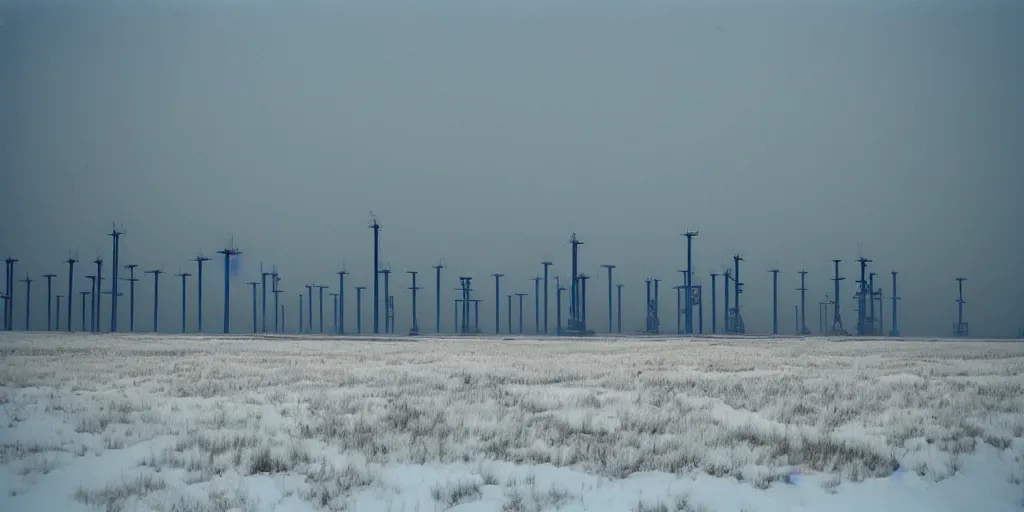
[710, 273, 718, 334]
[65, 257, 76, 331]
[601, 264, 615, 333]
[541, 261, 552, 334]
[42, 274, 56, 331]
[493, 273, 504, 334]
[616, 284, 623, 334]
[433, 263, 444, 333]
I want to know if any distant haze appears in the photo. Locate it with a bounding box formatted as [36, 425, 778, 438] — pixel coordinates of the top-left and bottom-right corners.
[1, 0, 1021, 337]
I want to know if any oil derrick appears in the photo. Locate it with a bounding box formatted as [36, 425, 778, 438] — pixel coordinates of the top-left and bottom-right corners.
[564, 233, 593, 335]
[645, 278, 657, 333]
[727, 255, 746, 334]
[457, 277, 473, 334]
[953, 277, 968, 337]
[830, 260, 847, 335]
[855, 257, 872, 336]
[796, 270, 810, 335]
[682, 231, 698, 334]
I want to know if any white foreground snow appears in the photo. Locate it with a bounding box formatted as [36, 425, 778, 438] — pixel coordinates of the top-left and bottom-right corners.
[0, 333, 1022, 511]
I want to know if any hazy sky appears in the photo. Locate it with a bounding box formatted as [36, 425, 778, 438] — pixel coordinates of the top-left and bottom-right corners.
[1, 0, 1022, 337]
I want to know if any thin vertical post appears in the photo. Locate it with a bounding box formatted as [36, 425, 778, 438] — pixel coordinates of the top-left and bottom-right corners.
[616, 284, 623, 334]
[249, 282, 259, 333]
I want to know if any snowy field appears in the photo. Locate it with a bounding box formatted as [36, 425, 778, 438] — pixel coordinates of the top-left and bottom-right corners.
[1, 333, 1022, 512]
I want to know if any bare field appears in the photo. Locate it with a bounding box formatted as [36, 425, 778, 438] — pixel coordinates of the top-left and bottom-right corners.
[1, 333, 1022, 511]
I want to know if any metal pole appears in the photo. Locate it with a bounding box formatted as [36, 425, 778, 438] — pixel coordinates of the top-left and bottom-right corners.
[616, 284, 623, 334]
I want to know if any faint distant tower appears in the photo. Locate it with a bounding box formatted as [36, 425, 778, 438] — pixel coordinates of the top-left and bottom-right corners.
[65, 255, 77, 331]
[217, 240, 241, 334]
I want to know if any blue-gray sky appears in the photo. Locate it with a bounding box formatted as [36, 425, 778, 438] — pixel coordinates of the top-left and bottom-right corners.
[1, 0, 1022, 337]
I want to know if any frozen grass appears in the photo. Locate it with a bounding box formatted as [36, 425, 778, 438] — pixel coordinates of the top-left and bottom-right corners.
[0, 332, 1023, 511]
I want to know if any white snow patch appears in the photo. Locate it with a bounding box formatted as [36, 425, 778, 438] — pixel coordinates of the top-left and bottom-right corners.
[1, 332, 1022, 511]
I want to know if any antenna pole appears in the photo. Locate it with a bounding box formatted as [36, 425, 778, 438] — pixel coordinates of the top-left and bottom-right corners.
[176, 271, 191, 333]
[5, 258, 19, 330]
[682, 231, 698, 333]
[108, 225, 125, 332]
[315, 285, 329, 333]
[601, 264, 616, 333]
[369, 214, 381, 334]
[65, 257, 76, 331]
[769, 269, 780, 335]
[616, 284, 623, 334]
[797, 270, 809, 335]
[42, 274, 56, 331]
[855, 257, 872, 335]
[192, 254, 211, 332]
[93, 258, 103, 332]
[330, 293, 339, 333]
[889, 271, 900, 337]
[85, 275, 96, 332]
[304, 285, 312, 333]
[433, 263, 444, 333]
[19, 274, 32, 330]
[710, 273, 718, 334]
[272, 272, 280, 332]
[531, 276, 542, 334]
[145, 269, 163, 332]
[261, 266, 271, 333]
[407, 271, 420, 335]
[217, 243, 242, 334]
[492, 273, 504, 334]
[337, 270, 349, 334]
[123, 264, 139, 332]
[831, 259, 846, 335]
[954, 277, 968, 337]
[515, 292, 527, 334]
[541, 260, 552, 334]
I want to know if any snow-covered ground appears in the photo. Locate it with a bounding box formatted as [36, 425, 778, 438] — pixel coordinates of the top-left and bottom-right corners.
[1, 333, 1022, 512]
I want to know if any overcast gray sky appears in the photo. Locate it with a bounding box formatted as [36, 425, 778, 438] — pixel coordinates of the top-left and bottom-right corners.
[1, 0, 1021, 337]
